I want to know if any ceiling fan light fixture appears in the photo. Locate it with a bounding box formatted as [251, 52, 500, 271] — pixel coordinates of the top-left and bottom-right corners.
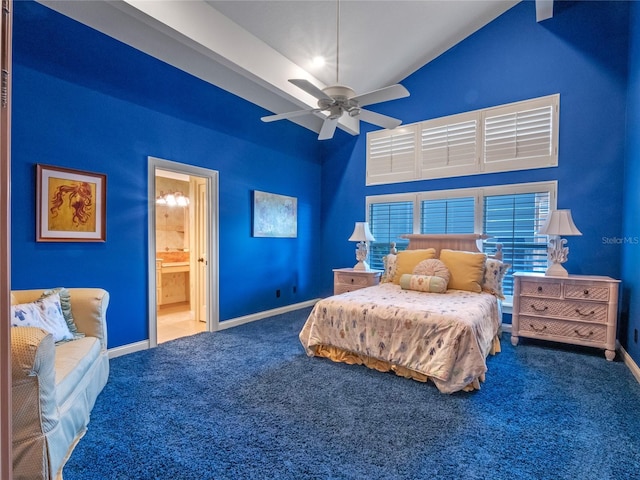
[259, 0, 410, 140]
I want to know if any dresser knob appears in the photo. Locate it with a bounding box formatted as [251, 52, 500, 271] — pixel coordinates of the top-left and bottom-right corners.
[537, 286, 543, 293]
[583, 289, 589, 296]
[350, 278, 354, 283]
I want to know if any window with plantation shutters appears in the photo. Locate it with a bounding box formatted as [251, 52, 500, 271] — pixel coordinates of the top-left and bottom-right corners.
[483, 95, 558, 171]
[366, 126, 417, 185]
[367, 199, 414, 270]
[366, 181, 556, 303]
[366, 94, 559, 185]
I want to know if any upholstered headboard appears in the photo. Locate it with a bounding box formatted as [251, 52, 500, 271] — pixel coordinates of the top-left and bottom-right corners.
[399, 234, 502, 260]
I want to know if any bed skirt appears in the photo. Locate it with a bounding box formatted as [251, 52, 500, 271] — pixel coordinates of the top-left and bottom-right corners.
[309, 335, 502, 393]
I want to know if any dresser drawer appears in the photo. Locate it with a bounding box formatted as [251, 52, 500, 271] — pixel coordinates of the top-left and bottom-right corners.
[518, 315, 607, 345]
[333, 268, 382, 295]
[335, 274, 371, 288]
[519, 298, 609, 323]
[564, 283, 609, 301]
[520, 280, 562, 298]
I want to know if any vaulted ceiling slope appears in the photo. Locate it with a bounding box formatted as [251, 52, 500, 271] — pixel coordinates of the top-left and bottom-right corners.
[39, 0, 521, 138]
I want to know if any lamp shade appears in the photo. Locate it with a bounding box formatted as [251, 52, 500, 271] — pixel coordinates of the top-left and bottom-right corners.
[539, 210, 582, 236]
[348, 222, 375, 242]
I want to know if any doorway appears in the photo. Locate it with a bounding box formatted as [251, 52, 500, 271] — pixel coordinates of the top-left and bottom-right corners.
[148, 157, 219, 347]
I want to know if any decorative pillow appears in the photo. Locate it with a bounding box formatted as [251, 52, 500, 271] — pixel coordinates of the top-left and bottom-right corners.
[412, 259, 450, 285]
[40, 287, 84, 339]
[381, 254, 397, 283]
[399, 274, 448, 293]
[439, 249, 487, 293]
[392, 248, 437, 284]
[10, 292, 74, 343]
[482, 258, 511, 299]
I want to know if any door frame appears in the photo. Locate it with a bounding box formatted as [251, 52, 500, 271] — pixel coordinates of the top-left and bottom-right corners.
[147, 156, 219, 347]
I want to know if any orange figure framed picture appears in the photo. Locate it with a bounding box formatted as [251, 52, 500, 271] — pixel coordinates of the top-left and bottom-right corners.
[36, 164, 106, 242]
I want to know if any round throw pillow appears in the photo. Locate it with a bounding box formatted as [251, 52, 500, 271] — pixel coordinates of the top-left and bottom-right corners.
[413, 258, 450, 285]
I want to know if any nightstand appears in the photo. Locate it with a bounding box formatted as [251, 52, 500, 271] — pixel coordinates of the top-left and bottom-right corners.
[512, 272, 620, 361]
[333, 268, 382, 295]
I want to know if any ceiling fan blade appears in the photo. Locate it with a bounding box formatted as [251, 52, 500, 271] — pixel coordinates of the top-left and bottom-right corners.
[318, 116, 339, 140]
[351, 84, 410, 107]
[358, 109, 403, 130]
[261, 109, 318, 123]
[289, 79, 332, 102]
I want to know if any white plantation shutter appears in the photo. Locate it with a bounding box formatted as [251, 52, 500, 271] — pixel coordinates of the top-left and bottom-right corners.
[366, 94, 559, 185]
[368, 200, 414, 270]
[420, 197, 475, 234]
[483, 191, 551, 296]
[420, 115, 479, 178]
[483, 95, 558, 171]
[366, 126, 417, 185]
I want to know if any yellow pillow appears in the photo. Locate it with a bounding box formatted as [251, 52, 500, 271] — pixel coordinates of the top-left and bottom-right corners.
[392, 248, 436, 284]
[439, 249, 487, 293]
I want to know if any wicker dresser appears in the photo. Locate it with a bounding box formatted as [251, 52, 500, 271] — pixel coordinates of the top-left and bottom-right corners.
[333, 268, 382, 295]
[511, 272, 620, 361]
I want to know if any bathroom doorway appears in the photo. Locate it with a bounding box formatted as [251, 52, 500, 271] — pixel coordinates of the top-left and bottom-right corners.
[148, 157, 219, 347]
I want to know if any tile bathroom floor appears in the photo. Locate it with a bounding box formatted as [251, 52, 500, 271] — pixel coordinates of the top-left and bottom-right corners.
[157, 303, 206, 343]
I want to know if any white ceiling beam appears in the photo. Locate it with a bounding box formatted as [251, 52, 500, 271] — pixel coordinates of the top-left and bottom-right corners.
[536, 0, 554, 22]
[37, 0, 359, 137]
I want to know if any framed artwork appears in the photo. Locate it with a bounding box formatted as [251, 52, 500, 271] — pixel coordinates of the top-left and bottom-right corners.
[252, 190, 297, 238]
[36, 164, 106, 242]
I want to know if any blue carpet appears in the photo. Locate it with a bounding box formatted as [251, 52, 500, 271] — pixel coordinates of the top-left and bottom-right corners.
[64, 307, 640, 479]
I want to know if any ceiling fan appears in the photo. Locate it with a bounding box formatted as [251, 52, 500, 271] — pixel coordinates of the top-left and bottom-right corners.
[260, 1, 410, 140]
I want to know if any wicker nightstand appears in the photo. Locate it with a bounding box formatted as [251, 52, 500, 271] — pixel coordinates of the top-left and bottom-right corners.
[511, 272, 620, 361]
[333, 268, 382, 295]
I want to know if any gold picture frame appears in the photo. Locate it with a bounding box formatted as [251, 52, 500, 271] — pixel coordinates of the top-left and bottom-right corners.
[36, 164, 106, 242]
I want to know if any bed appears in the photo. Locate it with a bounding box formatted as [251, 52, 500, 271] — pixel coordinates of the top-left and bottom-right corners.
[299, 234, 507, 393]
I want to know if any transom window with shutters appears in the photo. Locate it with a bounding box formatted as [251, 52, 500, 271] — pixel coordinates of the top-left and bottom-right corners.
[366, 181, 556, 303]
[366, 94, 559, 185]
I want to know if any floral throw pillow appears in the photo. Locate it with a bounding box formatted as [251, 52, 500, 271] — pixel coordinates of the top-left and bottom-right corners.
[11, 292, 74, 343]
[40, 287, 84, 339]
[482, 258, 511, 300]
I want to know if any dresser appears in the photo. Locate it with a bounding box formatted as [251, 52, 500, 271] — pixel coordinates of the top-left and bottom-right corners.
[333, 268, 382, 295]
[512, 272, 620, 361]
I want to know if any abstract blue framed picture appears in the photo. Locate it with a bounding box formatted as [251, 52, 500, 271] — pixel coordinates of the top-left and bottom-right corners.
[253, 190, 297, 238]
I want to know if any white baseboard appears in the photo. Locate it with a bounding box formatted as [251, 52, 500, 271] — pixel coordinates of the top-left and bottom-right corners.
[107, 299, 320, 357]
[108, 340, 149, 359]
[618, 345, 640, 384]
[215, 298, 320, 331]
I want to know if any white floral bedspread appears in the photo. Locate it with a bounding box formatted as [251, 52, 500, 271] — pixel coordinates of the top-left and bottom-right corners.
[299, 283, 501, 393]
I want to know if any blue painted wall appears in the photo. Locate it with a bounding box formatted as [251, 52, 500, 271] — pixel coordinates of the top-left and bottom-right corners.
[11, 1, 323, 348]
[11, 0, 639, 367]
[623, 2, 640, 362]
[321, 2, 630, 326]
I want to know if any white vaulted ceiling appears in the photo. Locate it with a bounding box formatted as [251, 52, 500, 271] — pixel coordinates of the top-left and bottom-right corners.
[38, 0, 521, 137]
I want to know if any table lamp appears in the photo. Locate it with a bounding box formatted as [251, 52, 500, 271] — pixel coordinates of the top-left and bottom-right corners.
[538, 209, 582, 277]
[348, 222, 375, 270]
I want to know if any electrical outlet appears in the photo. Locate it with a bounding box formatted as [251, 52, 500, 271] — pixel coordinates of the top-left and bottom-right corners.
[276, 289, 281, 298]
